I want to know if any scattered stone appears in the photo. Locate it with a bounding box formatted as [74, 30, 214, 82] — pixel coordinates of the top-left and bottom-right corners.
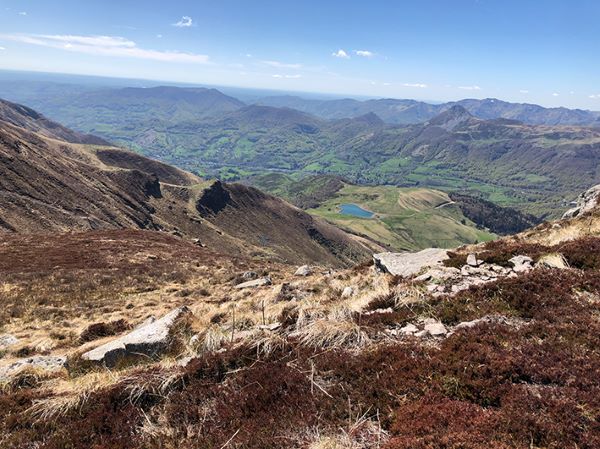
[536, 253, 569, 269]
[147, 254, 158, 260]
[509, 255, 534, 273]
[341, 286, 354, 298]
[170, 229, 183, 237]
[294, 265, 312, 277]
[242, 271, 258, 280]
[400, 323, 418, 335]
[414, 272, 432, 282]
[258, 322, 281, 331]
[373, 248, 449, 277]
[191, 238, 205, 247]
[0, 355, 66, 379]
[235, 277, 272, 289]
[423, 321, 448, 336]
[364, 308, 393, 316]
[466, 253, 481, 267]
[0, 334, 18, 350]
[80, 306, 193, 368]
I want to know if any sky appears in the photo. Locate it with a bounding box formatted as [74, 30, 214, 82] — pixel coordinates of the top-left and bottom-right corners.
[0, 0, 599, 109]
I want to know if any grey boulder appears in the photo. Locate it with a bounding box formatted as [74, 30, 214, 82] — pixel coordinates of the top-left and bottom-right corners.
[373, 248, 449, 277]
[80, 306, 192, 367]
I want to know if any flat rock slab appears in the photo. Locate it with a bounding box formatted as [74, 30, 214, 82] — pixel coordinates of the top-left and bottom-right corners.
[374, 249, 449, 277]
[235, 277, 272, 289]
[81, 306, 192, 367]
[0, 355, 66, 380]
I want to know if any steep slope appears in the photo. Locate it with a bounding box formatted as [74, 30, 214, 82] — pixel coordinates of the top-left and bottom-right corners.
[2, 185, 600, 448]
[0, 99, 375, 265]
[0, 99, 109, 145]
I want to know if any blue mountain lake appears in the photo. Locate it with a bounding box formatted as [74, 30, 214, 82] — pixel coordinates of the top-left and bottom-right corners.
[339, 203, 374, 218]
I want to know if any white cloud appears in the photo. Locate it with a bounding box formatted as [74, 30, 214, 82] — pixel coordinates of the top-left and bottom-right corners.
[552, 92, 559, 97]
[332, 49, 349, 59]
[382, 82, 391, 86]
[458, 85, 482, 91]
[589, 94, 599, 99]
[355, 50, 373, 57]
[245, 53, 252, 58]
[156, 34, 163, 38]
[403, 83, 427, 88]
[0, 33, 210, 63]
[272, 74, 302, 79]
[0, 46, 5, 51]
[18, 11, 26, 16]
[261, 60, 302, 69]
[173, 16, 193, 27]
[519, 90, 529, 94]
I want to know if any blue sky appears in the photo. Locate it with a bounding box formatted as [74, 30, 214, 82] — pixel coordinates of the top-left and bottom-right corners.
[0, 0, 599, 109]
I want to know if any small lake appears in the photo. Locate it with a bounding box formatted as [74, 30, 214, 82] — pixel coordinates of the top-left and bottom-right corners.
[339, 203, 374, 218]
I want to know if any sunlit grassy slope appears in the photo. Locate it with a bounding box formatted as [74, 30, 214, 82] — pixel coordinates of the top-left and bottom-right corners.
[306, 184, 495, 251]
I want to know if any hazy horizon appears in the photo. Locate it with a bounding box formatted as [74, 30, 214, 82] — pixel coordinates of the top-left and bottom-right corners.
[2, 68, 599, 113]
[1, 1, 599, 110]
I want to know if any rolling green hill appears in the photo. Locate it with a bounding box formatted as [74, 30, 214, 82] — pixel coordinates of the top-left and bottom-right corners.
[248, 173, 497, 251]
[2, 82, 599, 218]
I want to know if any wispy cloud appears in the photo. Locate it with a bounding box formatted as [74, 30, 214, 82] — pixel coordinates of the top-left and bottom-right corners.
[18, 11, 27, 16]
[261, 60, 302, 69]
[589, 94, 599, 99]
[355, 50, 373, 57]
[173, 16, 193, 27]
[458, 85, 482, 91]
[0, 46, 5, 51]
[0, 34, 210, 63]
[403, 83, 427, 88]
[519, 90, 529, 94]
[272, 74, 302, 79]
[552, 92, 559, 97]
[332, 49, 349, 59]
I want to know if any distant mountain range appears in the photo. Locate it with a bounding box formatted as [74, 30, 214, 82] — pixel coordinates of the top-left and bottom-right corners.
[1, 81, 599, 217]
[256, 95, 600, 126]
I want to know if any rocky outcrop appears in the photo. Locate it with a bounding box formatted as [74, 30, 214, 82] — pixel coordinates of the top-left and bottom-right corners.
[80, 306, 192, 367]
[373, 248, 449, 277]
[563, 185, 600, 219]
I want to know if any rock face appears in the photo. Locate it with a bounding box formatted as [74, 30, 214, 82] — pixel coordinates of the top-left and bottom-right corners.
[563, 184, 600, 219]
[81, 306, 192, 367]
[373, 248, 449, 277]
[235, 277, 272, 289]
